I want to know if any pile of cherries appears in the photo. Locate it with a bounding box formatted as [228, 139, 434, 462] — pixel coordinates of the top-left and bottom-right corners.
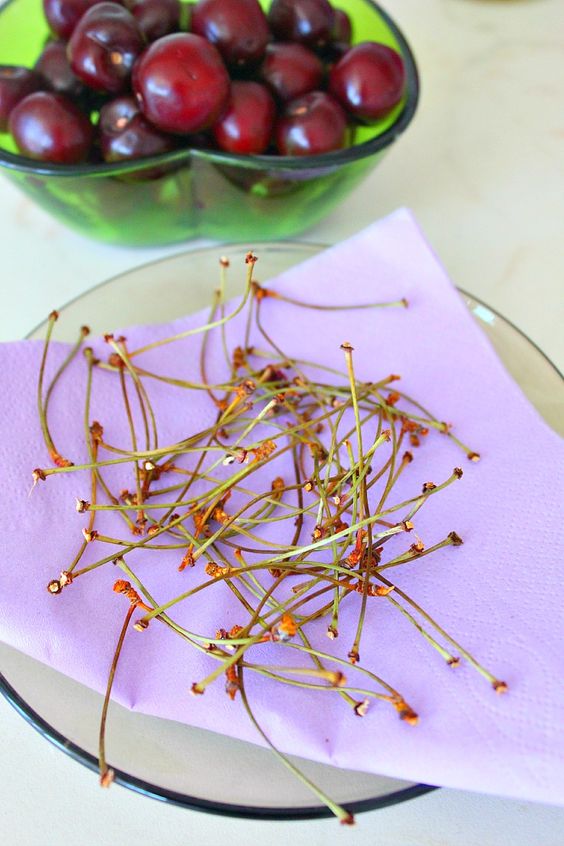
[0, 0, 406, 166]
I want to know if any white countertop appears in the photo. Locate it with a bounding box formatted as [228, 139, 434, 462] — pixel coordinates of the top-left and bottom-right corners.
[1, 0, 563, 843]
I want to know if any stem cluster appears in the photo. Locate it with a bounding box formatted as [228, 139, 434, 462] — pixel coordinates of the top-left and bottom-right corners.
[34, 256, 505, 822]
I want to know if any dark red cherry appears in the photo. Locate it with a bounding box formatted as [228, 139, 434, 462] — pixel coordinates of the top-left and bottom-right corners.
[34, 41, 85, 99]
[43, 0, 102, 40]
[259, 43, 323, 103]
[268, 0, 335, 49]
[99, 96, 175, 161]
[329, 42, 405, 121]
[332, 8, 351, 44]
[132, 33, 230, 134]
[0, 67, 44, 132]
[191, 0, 270, 69]
[9, 91, 93, 163]
[98, 94, 139, 135]
[275, 90, 348, 156]
[129, 0, 181, 42]
[212, 81, 275, 155]
[68, 3, 145, 94]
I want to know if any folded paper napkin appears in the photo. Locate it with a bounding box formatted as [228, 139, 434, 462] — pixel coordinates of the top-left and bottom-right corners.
[1, 209, 563, 805]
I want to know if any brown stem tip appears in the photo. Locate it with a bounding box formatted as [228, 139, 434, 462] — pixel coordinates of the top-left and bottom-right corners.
[340, 813, 356, 826]
[47, 579, 62, 595]
[493, 680, 508, 694]
[448, 531, 463, 546]
[396, 703, 419, 725]
[82, 528, 98, 543]
[354, 699, 370, 717]
[99, 768, 114, 788]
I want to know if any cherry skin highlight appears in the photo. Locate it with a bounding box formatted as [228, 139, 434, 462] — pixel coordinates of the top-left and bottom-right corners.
[9, 91, 93, 163]
[212, 81, 275, 154]
[132, 33, 230, 134]
[259, 42, 323, 103]
[275, 90, 348, 156]
[68, 2, 145, 94]
[268, 0, 335, 49]
[99, 96, 175, 162]
[329, 42, 405, 121]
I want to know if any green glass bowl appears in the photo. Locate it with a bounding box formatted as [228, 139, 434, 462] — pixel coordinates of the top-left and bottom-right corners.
[0, 0, 419, 246]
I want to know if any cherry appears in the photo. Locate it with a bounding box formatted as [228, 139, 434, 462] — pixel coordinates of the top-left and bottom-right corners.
[191, 0, 270, 70]
[212, 81, 275, 155]
[259, 42, 323, 103]
[99, 95, 175, 162]
[0, 67, 44, 132]
[332, 8, 351, 44]
[9, 91, 93, 163]
[132, 33, 230, 134]
[129, 0, 181, 42]
[34, 41, 85, 100]
[329, 42, 405, 121]
[98, 93, 139, 137]
[275, 90, 347, 156]
[68, 3, 145, 94]
[268, 0, 335, 49]
[42, 0, 103, 40]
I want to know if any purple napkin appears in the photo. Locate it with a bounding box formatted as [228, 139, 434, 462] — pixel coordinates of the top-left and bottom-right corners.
[1, 209, 563, 805]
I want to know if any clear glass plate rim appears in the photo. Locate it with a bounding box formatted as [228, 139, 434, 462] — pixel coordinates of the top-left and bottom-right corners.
[24, 239, 563, 382]
[2, 239, 561, 820]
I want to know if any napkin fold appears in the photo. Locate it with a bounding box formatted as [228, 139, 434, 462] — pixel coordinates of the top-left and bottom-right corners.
[1, 209, 563, 806]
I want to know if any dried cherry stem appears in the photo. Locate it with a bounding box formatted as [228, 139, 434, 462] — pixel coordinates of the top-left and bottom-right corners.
[243, 667, 391, 701]
[84, 348, 137, 534]
[37, 310, 80, 468]
[374, 573, 506, 690]
[117, 357, 145, 529]
[385, 595, 460, 665]
[341, 342, 372, 664]
[98, 602, 136, 788]
[252, 283, 407, 313]
[237, 666, 355, 826]
[98, 359, 234, 393]
[199, 284, 223, 409]
[35, 252, 506, 816]
[128, 255, 257, 358]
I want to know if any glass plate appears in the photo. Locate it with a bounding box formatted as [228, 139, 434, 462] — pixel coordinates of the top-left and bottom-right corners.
[1, 242, 562, 820]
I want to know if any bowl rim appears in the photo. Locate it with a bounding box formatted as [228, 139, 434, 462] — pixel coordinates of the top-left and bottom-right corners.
[0, 0, 419, 177]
